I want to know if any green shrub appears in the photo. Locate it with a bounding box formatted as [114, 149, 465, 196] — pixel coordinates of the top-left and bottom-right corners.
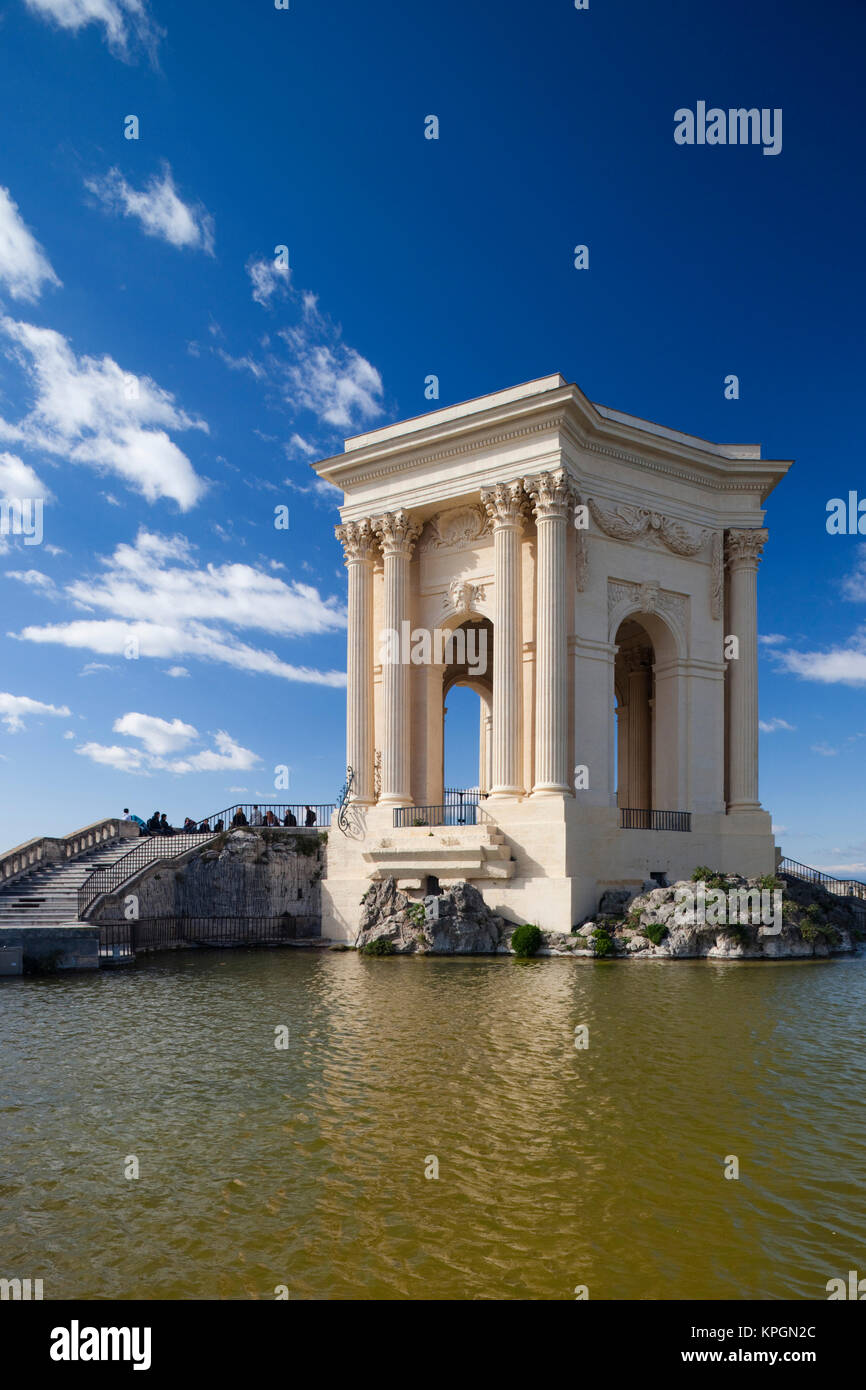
[757, 873, 779, 891]
[361, 938, 396, 956]
[511, 923, 542, 957]
[692, 865, 729, 890]
[591, 927, 615, 958]
[643, 921, 667, 946]
[406, 902, 426, 930]
[626, 908, 643, 931]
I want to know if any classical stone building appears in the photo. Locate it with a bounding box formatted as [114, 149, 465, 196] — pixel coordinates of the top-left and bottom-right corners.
[313, 375, 791, 938]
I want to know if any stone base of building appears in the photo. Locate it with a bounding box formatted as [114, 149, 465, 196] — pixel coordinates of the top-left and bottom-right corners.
[321, 798, 777, 940]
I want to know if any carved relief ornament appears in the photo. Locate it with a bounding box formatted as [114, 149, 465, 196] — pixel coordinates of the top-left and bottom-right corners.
[587, 498, 707, 556]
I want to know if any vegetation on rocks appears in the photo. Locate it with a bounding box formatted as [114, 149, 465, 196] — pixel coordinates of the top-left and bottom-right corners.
[511, 923, 542, 957]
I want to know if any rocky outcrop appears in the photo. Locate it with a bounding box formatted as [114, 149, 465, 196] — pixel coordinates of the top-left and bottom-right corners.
[354, 872, 866, 961]
[356, 879, 509, 954]
[560, 872, 865, 960]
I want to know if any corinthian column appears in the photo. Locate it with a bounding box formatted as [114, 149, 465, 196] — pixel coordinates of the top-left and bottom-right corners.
[481, 481, 527, 797]
[374, 510, 421, 807]
[725, 529, 767, 810]
[336, 519, 377, 804]
[525, 469, 573, 795]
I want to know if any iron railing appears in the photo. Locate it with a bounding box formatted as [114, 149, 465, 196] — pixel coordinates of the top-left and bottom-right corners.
[394, 796, 485, 828]
[620, 808, 692, 832]
[99, 914, 321, 959]
[196, 803, 334, 831]
[779, 857, 866, 902]
[78, 833, 216, 917]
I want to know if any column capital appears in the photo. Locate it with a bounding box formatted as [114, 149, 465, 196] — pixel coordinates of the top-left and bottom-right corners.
[373, 510, 421, 557]
[725, 528, 768, 570]
[336, 518, 377, 564]
[523, 468, 576, 522]
[480, 480, 528, 530]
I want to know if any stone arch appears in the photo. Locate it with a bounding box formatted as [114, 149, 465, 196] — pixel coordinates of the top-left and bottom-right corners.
[612, 607, 686, 814]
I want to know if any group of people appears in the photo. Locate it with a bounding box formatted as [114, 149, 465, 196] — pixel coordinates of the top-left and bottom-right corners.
[230, 804, 317, 828]
[123, 806, 317, 837]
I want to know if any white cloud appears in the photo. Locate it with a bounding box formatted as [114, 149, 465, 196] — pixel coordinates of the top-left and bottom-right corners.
[759, 717, 795, 733]
[76, 718, 260, 775]
[63, 729, 75, 739]
[24, 0, 161, 61]
[759, 633, 787, 646]
[0, 451, 50, 499]
[216, 349, 265, 379]
[80, 660, 113, 675]
[0, 319, 207, 509]
[113, 711, 196, 756]
[0, 187, 61, 302]
[774, 631, 866, 687]
[76, 740, 145, 772]
[0, 691, 71, 731]
[13, 527, 347, 686]
[241, 257, 384, 434]
[278, 333, 383, 430]
[247, 256, 291, 307]
[86, 165, 214, 254]
[842, 545, 866, 602]
[165, 665, 190, 678]
[5, 568, 56, 592]
[811, 742, 839, 757]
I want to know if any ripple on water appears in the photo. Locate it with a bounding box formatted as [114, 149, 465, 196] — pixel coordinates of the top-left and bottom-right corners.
[1, 950, 865, 1299]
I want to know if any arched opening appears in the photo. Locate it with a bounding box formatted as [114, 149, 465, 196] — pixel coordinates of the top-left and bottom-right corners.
[442, 618, 493, 805]
[614, 619, 654, 816]
[613, 610, 683, 821]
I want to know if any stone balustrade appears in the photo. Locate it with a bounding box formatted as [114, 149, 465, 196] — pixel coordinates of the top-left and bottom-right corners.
[0, 818, 139, 888]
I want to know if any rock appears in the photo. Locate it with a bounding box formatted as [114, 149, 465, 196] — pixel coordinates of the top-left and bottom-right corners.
[356, 878, 505, 954]
[598, 888, 633, 916]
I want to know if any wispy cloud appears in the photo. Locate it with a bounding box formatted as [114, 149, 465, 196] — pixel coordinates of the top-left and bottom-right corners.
[247, 254, 291, 308]
[842, 544, 866, 602]
[773, 631, 866, 687]
[0, 318, 207, 509]
[759, 717, 795, 733]
[86, 165, 214, 254]
[811, 742, 839, 757]
[0, 690, 71, 731]
[23, 0, 162, 63]
[0, 186, 61, 302]
[10, 527, 347, 686]
[77, 713, 260, 775]
[759, 633, 788, 646]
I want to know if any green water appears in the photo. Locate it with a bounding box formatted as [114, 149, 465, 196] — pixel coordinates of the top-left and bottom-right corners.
[2, 949, 865, 1300]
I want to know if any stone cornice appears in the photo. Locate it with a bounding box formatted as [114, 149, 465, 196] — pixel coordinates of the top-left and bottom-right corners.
[314, 382, 792, 510]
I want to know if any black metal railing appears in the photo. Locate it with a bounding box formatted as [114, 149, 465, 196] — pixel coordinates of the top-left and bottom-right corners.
[78, 833, 216, 918]
[394, 796, 484, 828]
[619, 808, 692, 832]
[779, 857, 866, 902]
[197, 803, 334, 832]
[99, 914, 321, 959]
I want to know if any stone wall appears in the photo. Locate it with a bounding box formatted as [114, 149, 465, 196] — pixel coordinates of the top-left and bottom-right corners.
[90, 828, 326, 937]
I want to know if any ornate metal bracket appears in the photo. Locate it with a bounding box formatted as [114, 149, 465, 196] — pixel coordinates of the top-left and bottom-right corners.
[337, 767, 355, 835]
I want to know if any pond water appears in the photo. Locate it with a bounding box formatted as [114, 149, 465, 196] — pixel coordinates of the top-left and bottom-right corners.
[2, 948, 864, 1300]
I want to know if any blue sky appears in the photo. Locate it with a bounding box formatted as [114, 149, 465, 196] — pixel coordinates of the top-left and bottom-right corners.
[0, 0, 864, 875]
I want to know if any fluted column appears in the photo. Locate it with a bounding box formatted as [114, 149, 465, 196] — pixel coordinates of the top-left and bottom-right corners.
[374, 510, 421, 807]
[624, 649, 652, 811]
[726, 529, 767, 810]
[336, 519, 377, 803]
[525, 469, 573, 795]
[481, 481, 527, 797]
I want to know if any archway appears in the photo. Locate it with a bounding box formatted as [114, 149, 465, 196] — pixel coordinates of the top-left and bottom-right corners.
[442, 618, 493, 803]
[613, 610, 683, 817]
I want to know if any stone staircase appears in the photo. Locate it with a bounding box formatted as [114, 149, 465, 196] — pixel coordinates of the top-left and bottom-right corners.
[362, 823, 516, 889]
[0, 839, 154, 927]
